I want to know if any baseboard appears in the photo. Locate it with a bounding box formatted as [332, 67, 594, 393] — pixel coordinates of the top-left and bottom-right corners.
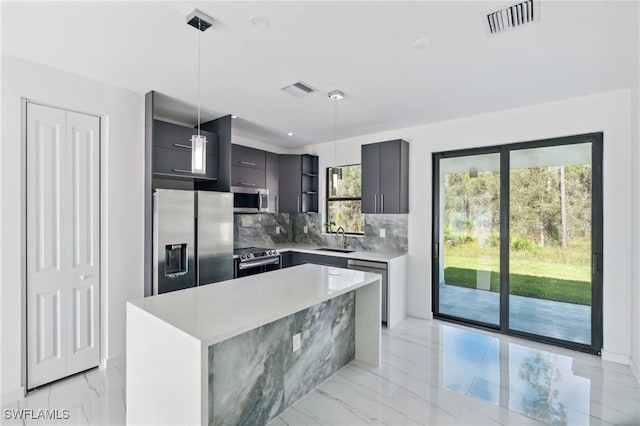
[1, 386, 25, 404]
[102, 354, 125, 369]
[601, 349, 631, 365]
[407, 312, 433, 320]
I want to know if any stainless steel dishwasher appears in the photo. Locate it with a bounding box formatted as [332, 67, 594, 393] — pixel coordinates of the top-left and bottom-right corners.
[347, 259, 388, 327]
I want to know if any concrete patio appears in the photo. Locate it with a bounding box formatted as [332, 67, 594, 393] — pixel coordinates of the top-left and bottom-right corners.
[438, 282, 591, 345]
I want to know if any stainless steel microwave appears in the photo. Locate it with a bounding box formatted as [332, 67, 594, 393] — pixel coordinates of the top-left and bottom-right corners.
[231, 186, 269, 213]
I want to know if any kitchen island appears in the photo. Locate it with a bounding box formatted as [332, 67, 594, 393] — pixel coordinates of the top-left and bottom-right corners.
[126, 264, 381, 425]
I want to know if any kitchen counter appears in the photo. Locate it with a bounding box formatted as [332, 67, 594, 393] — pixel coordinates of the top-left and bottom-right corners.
[126, 264, 381, 425]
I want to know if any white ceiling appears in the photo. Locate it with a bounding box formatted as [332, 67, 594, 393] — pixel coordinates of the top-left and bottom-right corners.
[2, 1, 638, 147]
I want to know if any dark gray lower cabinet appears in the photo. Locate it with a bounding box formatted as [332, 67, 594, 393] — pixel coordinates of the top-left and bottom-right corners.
[282, 251, 348, 268]
[280, 251, 292, 268]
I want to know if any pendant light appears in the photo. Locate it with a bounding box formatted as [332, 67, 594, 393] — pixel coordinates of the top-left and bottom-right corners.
[328, 90, 344, 189]
[187, 9, 213, 175]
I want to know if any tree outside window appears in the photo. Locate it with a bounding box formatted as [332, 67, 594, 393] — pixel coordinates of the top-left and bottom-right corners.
[326, 164, 363, 234]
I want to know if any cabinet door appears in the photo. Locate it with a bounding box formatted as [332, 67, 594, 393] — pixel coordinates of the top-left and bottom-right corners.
[231, 144, 265, 169]
[153, 146, 218, 180]
[152, 120, 219, 181]
[299, 253, 348, 268]
[265, 152, 279, 212]
[361, 143, 380, 213]
[231, 164, 266, 188]
[379, 140, 402, 213]
[153, 120, 218, 153]
[278, 155, 302, 213]
[280, 252, 292, 268]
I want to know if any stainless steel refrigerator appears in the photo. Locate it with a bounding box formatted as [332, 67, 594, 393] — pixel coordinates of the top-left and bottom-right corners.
[153, 189, 233, 294]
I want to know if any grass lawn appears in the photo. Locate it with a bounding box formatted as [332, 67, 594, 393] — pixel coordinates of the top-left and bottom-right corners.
[443, 239, 591, 305]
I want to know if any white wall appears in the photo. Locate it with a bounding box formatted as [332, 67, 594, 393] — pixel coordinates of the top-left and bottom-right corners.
[631, 0, 640, 383]
[232, 135, 293, 155]
[298, 89, 634, 363]
[0, 54, 144, 400]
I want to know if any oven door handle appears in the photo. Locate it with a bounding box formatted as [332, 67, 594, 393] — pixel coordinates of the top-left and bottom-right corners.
[238, 257, 280, 270]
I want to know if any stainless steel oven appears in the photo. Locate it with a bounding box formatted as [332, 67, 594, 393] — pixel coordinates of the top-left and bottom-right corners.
[234, 247, 281, 277]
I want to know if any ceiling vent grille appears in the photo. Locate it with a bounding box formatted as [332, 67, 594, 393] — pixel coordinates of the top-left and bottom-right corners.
[281, 81, 317, 98]
[486, 0, 539, 35]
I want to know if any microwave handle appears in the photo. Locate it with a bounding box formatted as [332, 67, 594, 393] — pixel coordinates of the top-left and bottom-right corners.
[258, 194, 263, 210]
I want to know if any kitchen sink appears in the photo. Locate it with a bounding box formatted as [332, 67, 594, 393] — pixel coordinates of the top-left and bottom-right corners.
[317, 247, 356, 253]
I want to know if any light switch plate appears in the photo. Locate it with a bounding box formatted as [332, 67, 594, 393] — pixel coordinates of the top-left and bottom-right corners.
[292, 333, 301, 352]
[275, 226, 280, 235]
[303, 226, 308, 234]
[380, 229, 386, 238]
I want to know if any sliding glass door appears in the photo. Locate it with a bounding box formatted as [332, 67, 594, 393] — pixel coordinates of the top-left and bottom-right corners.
[432, 134, 602, 353]
[436, 152, 501, 326]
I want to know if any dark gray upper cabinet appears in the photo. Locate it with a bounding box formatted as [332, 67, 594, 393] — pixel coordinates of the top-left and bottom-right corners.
[361, 143, 380, 214]
[231, 145, 266, 188]
[278, 155, 302, 213]
[152, 119, 219, 181]
[231, 144, 266, 169]
[278, 154, 318, 213]
[265, 152, 280, 213]
[361, 139, 409, 214]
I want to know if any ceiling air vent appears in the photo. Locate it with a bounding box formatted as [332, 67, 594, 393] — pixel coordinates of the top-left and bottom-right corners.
[281, 81, 317, 98]
[486, 0, 539, 35]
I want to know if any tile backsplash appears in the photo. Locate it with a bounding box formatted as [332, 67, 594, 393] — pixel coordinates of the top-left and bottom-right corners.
[234, 212, 408, 253]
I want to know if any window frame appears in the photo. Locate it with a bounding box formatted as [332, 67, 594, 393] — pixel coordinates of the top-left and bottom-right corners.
[325, 163, 364, 235]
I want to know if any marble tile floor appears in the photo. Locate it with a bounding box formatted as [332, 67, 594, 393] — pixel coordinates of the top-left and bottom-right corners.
[439, 283, 592, 344]
[3, 318, 638, 425]
[270, 318, 639, 426]
[1, 364, 126, 425]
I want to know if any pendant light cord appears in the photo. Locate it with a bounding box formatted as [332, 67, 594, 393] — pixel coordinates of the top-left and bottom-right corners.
[334, 97, 338, 170]
[197, 19, 202, 136]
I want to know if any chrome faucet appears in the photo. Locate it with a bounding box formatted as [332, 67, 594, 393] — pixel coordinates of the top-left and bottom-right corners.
[335, 227, 347, 249]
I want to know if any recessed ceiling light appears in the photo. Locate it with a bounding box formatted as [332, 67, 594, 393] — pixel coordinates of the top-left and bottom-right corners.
[413, 37, 433, 50]
[251, 16, 270, 28]
[328, 90, 345, 100]
[231, 115, 237, 119]
[287, 132, 294, 136]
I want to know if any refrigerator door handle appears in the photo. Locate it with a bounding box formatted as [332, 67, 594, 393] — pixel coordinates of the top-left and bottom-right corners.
[165, 271, 189, 278]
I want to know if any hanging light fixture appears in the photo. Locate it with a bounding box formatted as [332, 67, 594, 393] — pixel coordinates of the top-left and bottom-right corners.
[186, 9, 213, 175]
[328, 90, 345, 189]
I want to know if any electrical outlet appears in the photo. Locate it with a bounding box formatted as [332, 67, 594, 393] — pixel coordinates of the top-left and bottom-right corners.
[303, 226, 308, 234]
[275, 226, 280, 235]
[380, 228, 386, 238]
[292, 333, 301, 352]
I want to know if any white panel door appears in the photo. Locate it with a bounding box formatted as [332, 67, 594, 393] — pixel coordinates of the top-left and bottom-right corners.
[65, 111, 100, 374]
[27, 104, 100, 389]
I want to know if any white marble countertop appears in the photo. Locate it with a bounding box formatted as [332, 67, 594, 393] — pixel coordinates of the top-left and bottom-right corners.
[128, 264, 380, 347]
[270, 244, 406, 262]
